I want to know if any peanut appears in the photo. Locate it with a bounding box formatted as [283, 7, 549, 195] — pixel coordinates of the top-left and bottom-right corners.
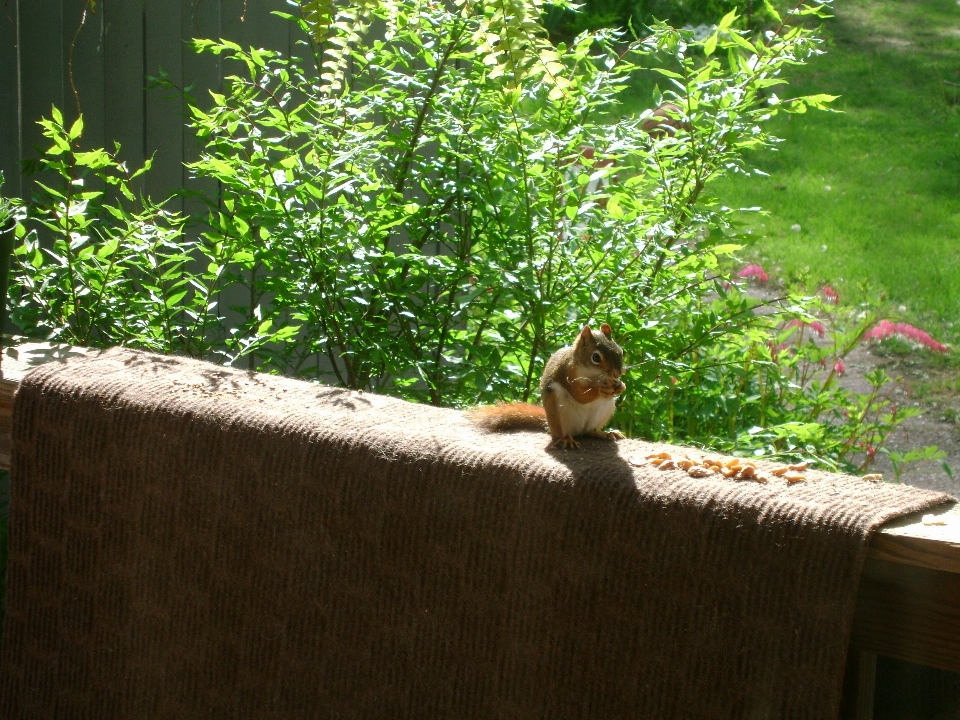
[784, 473, 806, 483]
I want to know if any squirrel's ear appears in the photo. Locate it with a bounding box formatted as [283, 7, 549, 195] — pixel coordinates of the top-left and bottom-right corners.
[579, 325, 593, 343]
[600, 323, 612, 337]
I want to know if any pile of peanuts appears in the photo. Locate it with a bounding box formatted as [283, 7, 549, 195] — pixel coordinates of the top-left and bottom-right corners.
[630, 451, 810, 484]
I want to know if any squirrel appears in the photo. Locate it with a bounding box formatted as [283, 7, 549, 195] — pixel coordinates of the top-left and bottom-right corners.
[469, 323, 626, 449]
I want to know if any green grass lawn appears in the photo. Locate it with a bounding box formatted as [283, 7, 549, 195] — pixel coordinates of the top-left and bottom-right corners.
[710, 0, 960, 341]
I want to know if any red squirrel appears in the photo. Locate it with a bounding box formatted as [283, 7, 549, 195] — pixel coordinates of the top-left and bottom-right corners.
[469, 324, 626, 449]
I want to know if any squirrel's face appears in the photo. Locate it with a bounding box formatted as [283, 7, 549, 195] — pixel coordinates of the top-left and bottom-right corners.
[576, 324, 626, 397]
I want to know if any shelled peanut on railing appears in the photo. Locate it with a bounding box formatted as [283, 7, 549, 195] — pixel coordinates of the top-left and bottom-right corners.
[627, 451, 885, 485]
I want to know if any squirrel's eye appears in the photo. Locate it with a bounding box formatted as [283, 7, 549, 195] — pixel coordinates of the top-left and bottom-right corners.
[591, 351, 602, 364]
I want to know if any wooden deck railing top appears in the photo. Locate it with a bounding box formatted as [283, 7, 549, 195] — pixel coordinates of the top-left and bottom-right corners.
[0, 340, 956, 578]
[0, 341, 956, 719]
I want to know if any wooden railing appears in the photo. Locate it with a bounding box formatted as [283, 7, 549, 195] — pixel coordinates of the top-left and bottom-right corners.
[0, 342, 957, 719]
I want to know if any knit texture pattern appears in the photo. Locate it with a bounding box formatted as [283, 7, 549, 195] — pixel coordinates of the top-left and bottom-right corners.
[0, 348, 953, 719]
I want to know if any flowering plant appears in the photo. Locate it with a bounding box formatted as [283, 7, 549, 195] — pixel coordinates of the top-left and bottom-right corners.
[660, 263, 947, 474]
[864, 320, 948, 353]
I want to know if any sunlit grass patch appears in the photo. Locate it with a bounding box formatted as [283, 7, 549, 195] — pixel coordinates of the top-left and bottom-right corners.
[709, 0, 960, 342]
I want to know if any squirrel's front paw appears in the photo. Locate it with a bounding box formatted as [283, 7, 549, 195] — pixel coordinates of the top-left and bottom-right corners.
[586, 430, 624, 441]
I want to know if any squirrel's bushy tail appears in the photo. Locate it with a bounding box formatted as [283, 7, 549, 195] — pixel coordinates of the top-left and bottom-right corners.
[468, 402, 547, 432]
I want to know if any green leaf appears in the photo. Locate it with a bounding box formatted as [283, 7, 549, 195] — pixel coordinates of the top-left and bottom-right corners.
[800, 93, 840, 109]
[718, 9, 738, 30]
[762, 0, 781, 23]
[703, 32, 719, 56]
[68, 115, 84, 140]
[166, 290, 188, 308]
[96, 238, 119, 260]
[298, 0, 337, 45]
[728, 31, 756, 54]
[272, 325, 301, 341]
[711, 244, 743, 256]
[607, 195, 624, 219]
[652, 68, 684, 79]
[130, 157, 154, 181]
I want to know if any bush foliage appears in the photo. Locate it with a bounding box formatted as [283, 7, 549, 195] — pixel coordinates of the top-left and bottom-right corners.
[3, 0, 942, 473]
[542, 0, 783, 43]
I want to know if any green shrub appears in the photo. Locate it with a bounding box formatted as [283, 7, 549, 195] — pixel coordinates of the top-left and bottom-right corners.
[8, 111, 227, 356]
[182, 1, 826, 403]
[5, 0, 941, 474]
[542, 0, 784, 43]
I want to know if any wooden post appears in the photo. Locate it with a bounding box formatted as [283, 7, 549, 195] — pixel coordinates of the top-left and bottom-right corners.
[840, 647, 877, 720]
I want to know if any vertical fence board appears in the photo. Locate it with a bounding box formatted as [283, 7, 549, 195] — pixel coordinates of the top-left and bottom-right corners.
[103, 0, 146, 194]
[4, 0, 308, 202]
[221, 0, 296, 61]
[253, 0, 294, 54]
[144, 0, 184, 208]
[0, 1, 21, 198]
[221, 0, 257, 51]
[181, 0, 222, 217]
[62, 0, 105, 151]
[17, 0, 65, 198]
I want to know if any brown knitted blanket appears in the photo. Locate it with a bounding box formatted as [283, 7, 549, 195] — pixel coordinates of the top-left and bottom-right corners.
[0, 349, 952, 719]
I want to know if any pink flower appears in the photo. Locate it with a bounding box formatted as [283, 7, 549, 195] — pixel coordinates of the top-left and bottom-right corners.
[863, 320, 948, 353]
[822, 285, 839, 304]
[834, 358, 845, 375]
[737, 264, 768, 284]
[784, 319, 826, 337]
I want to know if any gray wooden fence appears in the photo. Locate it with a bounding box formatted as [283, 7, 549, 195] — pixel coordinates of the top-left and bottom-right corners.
[0, 0, 303, 208]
